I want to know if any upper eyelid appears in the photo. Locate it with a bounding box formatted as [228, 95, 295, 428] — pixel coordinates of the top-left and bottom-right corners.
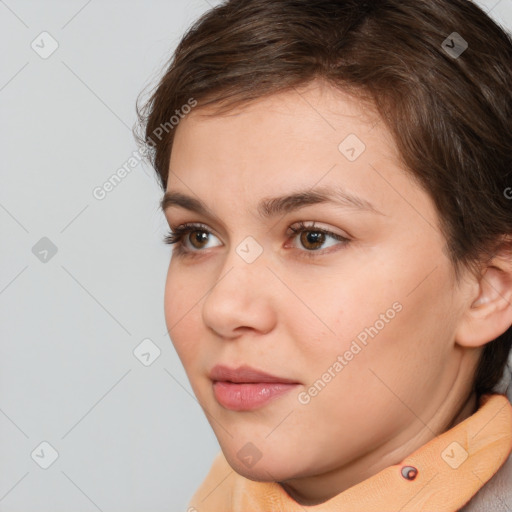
[172, 222, 221, 239]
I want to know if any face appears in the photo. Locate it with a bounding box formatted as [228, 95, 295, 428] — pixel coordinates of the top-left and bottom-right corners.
[162, 80, 475, 494]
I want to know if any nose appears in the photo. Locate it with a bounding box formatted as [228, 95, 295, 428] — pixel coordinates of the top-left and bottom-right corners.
[201, 245, 277, 339]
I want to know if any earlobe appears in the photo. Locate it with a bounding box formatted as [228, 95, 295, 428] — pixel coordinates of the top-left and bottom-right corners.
[455, 253, 512, 348]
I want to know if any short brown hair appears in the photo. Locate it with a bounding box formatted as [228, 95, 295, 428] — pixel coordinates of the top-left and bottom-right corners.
[135, 0, 512, 395]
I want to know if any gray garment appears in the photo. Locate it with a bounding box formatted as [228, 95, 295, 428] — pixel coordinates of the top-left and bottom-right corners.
[460, 353, 512, 511]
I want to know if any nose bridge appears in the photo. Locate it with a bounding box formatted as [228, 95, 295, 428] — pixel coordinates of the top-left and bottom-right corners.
[233, 233, 266, 267]
[201, 233, 275, 336]
[214, 233, 268, 296]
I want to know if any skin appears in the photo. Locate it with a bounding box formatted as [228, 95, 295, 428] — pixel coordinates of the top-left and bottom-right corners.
[162, 79, 512, 506]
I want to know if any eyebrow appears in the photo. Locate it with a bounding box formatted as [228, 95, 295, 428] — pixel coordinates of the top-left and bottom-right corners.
[160, 185, 385, 220]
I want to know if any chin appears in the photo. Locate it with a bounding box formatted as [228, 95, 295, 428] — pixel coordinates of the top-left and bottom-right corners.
[223, 449, 302, 482]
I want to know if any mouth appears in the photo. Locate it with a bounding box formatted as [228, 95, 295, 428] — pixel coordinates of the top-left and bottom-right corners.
[210, 364, 301, 411]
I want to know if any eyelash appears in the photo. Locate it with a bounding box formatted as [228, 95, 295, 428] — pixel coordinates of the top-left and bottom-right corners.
[163, 221, 351, 259]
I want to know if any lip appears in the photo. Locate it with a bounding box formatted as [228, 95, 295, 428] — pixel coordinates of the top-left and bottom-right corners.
[210, 364, 299, 384]
[210, 364, 301, 411]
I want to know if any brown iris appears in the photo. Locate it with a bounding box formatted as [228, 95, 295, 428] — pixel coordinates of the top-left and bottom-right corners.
[189, 230, 209, 249]
[299, 230, 325, 250]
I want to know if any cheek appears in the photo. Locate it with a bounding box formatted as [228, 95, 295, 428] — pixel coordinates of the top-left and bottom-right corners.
[163, 263, 180, 328]
[294, 292, 446, 438]
[164, 263, 203, 364]
[300, 256, 452, 391]
[335, 277, 454, 406]
[300, 270, 400, 352]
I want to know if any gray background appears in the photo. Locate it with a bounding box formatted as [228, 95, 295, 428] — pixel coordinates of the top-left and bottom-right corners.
[1, 1, 511, 511]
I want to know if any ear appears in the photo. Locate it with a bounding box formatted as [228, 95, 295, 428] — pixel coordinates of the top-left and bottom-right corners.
[455, 243, 512, 348]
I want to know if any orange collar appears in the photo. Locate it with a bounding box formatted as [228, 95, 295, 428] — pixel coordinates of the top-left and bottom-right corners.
[189, 394, 512, 511]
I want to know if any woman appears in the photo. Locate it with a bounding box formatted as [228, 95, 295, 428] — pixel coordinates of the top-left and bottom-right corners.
[136, 0, 512, 509]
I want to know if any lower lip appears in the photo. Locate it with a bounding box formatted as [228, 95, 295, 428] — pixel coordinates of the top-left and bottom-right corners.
[212, 381, 299, 411]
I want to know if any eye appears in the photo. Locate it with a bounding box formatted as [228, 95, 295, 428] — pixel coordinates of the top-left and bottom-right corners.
[287, 221, 350, 256]
[163, 221, 351, 259]
[163, 222, 221, 256]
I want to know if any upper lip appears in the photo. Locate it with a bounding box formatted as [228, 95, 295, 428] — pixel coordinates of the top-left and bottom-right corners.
[210, 364, 300, 384]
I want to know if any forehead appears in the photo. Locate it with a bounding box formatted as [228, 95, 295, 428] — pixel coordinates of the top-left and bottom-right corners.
[166, 81, 428, 225]
[173, 83, 383, 163]
[179, 81, 382, 143]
